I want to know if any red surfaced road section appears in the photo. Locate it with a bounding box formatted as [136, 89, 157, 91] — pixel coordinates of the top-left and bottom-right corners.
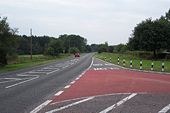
[52, 70, 170, 103]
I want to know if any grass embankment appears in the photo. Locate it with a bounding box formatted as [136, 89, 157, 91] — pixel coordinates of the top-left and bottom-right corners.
[0, 54, 70, 74]
[96, 53, 170, 73]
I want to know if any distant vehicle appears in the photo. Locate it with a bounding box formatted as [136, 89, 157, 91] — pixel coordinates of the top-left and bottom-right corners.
[74, 53, 80, 57]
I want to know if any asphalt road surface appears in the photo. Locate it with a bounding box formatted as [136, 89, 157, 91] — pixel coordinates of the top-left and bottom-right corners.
[1, 53, 170, 113]
[0, 53, 93, 113]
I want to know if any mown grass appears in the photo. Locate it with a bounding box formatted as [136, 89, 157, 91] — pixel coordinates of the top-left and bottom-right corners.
[95, 53, 170, 72]
[0, 54, 70, 74]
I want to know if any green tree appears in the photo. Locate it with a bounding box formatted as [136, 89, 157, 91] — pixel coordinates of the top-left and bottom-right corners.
[45, 39, 63, 56]
[0, 17, 18, 66]
[59, 34, 87, 53]
[114, 44, 127, 53]
[98, 42, 109, 53]
[128, 17, 170, 57]
[69, 47, 80, 54]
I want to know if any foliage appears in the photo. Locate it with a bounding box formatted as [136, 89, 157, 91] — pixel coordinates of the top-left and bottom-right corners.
[113, 44, 127, 53]
[96, 53, 170, 72]
[69, 47, 80, 54]
[58, 34, 87, 53]
[128, 9, 170, 58]
[45, 39, 63, 56]
[0, 17, 18, 66]
[98, 42, 109, 53]
[17, 35, 53, 55]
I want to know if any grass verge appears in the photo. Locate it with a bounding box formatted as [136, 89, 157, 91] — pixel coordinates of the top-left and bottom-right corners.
[95, 53, 170, 73]
[0, 54, 70, 74]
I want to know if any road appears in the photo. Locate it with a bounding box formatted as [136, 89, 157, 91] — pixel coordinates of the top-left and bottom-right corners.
[0, 53, 93, 113]
[1, 53, 170, 113]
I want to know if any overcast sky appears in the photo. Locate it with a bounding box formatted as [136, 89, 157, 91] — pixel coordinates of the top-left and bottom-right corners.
[0, 0, 170, 45]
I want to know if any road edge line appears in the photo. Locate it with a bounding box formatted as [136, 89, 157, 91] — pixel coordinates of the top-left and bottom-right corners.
[158, 104, 170, 113]
[99, 93, 137, 113]
[30, 100, 52, 113]
[46, 97, 94, 113]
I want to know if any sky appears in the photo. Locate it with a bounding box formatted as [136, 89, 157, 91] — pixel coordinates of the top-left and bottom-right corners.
[0, 0, 170, 45]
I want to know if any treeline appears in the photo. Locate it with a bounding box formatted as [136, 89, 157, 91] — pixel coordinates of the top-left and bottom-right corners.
[0, 17, 91, 66]
[128, 9, 170, 57]
[97, 9, 170, 59]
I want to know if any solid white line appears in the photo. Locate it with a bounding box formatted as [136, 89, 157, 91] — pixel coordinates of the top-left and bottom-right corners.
[99, 93, 137, 113]
[64, 85, 71, 89]
[30, 100, 52, 113]
[5, 76, 39, 89]
[17, 74, 38, 77]
[28, 71, 47, 74]
[50, 93, 133, 105]
[46, 69, 59, 75]
[55, 91, 64, 96]
[158, 104, 170, 113]
[46, 97, 94, 113]
[0, 78, 22, 84]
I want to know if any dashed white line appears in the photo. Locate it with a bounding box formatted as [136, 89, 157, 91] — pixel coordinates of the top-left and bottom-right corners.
[55, 91, 64, 96]
[30, 100, 52, 113]
[70, 81, 76, 84]
[99, 93, 137, 113]
[158, 104, 170, 113]
[75, 77, 80, 80]
[46, 97, 94, 113]
[5, 76, 39, 89]
[64, 85, 71, 89]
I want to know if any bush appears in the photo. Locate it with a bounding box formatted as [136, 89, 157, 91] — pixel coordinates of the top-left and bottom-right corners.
[69, 47, 80, 54]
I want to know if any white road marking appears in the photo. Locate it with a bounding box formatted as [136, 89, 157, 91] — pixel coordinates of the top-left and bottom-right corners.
[64, 85, 71, 89]
[17, 74, 38, 77]
[99, 93, 137, 113]
[158, 104, 170, 113]
[75, 77, 80, 80]
[70, 81, 75, 84]
[5, 76, 39, 89]
[0, 78, 22, 84]
[55, 91, 64, 96]
[46, 97, 94, 113]
[50, 92, 135, 105]
[105, 63, 114, 66]
[93, 64, 103, 66]
[62, 65, 69, 69]
[46, 69, 60, 75]
[30, 57, 93, 113]
[30, 100, 52, 113]
[27, 71, 47, 74]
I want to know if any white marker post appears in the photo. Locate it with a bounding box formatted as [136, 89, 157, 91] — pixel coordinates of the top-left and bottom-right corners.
[151, 61, 154, 71]
[130, 59, 133, 68]
[162, 62, 165, 72]
[123, 59, 126, 66]
[140, 59, 142, 70]
[118, 57, 120, 65]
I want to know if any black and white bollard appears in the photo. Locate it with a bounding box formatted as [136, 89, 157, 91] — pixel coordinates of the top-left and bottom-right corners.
[162, 62, 165, 72]
[118, 57, 120, 65]
[130, 59, 133, 68]
[151, 61, 154, 71]
[123, 59, 126, 66]
[140, 59, 142, 70]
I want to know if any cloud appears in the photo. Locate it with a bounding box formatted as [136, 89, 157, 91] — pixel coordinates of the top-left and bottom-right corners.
[0, 0, 170, 44]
